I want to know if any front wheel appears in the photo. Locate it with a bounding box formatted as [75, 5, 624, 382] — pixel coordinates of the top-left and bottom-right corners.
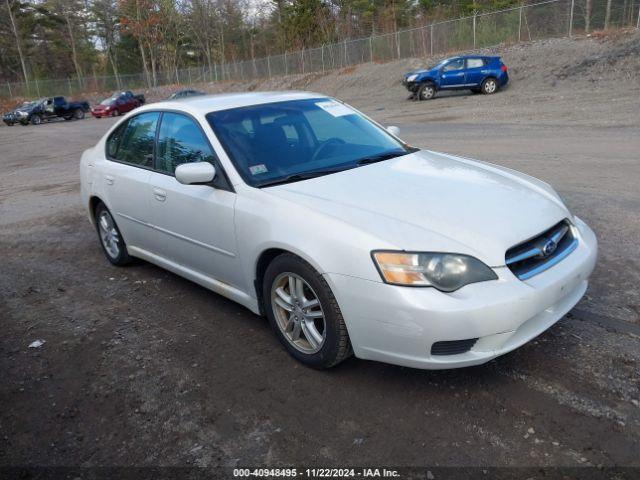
[111, 109, 119, 117]
[481, 77, 498, 94]
[95, 203, 132, 266]
[417, 82, 436, 101]
[73, 108, 85, 120]
[263, 254, 352, 369]
[30, 114, 42, 125]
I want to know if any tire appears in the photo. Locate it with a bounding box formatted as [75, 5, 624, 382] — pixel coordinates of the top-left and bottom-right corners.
[30, 114, 42, 125]
[263, 253, 352, 369]
[417, 82, 436, 101]
[111, 109, 119, 117]
[94, 202, 132, 266]
[73, 108, 85, 120]
[481, 77, 498, 95]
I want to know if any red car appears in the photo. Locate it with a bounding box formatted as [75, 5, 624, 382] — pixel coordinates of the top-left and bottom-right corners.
[91, 91, 145, 118]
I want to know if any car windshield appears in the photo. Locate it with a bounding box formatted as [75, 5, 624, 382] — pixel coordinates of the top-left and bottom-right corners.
[100, 96, 118, 105]
[206, 98, 414, 187]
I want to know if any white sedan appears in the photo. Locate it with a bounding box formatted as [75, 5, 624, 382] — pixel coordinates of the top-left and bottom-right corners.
[80, 92, 598, 369]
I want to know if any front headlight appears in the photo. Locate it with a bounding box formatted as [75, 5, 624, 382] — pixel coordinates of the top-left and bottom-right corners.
[372, 251, 498, 292]
[406, 74, 418, 82]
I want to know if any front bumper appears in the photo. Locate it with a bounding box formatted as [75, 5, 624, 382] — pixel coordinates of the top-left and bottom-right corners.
[402, 79, 421, 93]
[325, 217, 597, 369]
[91, 110, 108, 118]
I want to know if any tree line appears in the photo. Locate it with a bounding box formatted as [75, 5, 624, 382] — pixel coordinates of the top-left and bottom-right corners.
[0, 0, 611, 85]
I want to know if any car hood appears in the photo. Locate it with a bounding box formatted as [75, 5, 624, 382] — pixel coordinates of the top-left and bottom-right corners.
[406, 68, 436, 77]
[265, 150, 570, 266]
[14, 104, 36, 113]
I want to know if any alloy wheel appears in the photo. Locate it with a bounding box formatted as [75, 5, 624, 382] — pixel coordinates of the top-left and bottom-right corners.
[98, 210, 120, 259]
[484, 79, 497, 94]
[421, 85, 435, 100]
[271, 272, 326, 354]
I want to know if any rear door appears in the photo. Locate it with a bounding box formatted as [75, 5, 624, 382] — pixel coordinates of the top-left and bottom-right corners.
[101, 111, 159, 250]
[464, 57, 486, 86]
[439, 58, 466, 88]
[146, 112, 240, 287]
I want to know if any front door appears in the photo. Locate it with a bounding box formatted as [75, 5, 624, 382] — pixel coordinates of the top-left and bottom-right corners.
[439, 58, 466, 88]
[146, 112, 241, 288]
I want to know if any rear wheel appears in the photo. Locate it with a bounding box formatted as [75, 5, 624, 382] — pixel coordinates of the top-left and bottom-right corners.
[418, 82, 436, 100]
[263, 253, 351, 369]
[111, 109, 119, 117]
[95, 203, 132, 266]
[481, 77, 498, 94]
[73, 108, 85, 120]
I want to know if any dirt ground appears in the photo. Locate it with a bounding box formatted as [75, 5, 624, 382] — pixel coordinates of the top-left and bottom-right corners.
[1, 31, 639, 472]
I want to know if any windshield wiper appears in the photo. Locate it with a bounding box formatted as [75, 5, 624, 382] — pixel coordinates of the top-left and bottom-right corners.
[355, 149, 414, 166]
[258, 167, 351, 188]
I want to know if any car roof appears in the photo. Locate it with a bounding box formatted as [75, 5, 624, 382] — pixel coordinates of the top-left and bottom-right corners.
[456, 55, 499, 59]
[141, 91, 328, 115]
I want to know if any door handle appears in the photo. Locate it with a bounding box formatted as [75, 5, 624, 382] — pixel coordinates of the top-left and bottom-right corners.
[105, 175, 114, 185]
[152, 187, 167, 202]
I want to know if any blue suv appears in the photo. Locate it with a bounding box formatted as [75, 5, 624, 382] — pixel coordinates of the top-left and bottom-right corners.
[403, 55, 509, 100]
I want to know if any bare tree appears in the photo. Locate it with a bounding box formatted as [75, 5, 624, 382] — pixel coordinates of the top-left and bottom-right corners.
[5, 0, 29, 83]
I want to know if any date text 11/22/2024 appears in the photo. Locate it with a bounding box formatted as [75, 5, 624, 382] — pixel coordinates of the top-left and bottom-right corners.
[233, 468, 401, 477]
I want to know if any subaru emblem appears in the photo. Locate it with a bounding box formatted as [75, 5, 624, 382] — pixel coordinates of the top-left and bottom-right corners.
[542, 239, 557, 256]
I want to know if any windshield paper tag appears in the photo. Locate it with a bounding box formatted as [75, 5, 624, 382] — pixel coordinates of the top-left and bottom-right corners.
[316, 100, 354, 117]
[249, 164, 268, 175]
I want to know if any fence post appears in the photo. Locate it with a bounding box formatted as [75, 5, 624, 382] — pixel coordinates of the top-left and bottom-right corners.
[637, 4, 640, 28]
[430, 24, 434, 56]
[301, 48, 305, 74]
[35, 78, 40, 97]
[67, 78, 72, 95]
[518, 5, 523, 42]
[569, 0, 575, 36]
[6, 82, 12, 97]
[284, 52, 288, 75]
[344, 39, 348, 66]
[396, 31, 401, 59]
[369, 36, 373, 63]
[473, 12, 477, 49]
[321, 45, 325, 73]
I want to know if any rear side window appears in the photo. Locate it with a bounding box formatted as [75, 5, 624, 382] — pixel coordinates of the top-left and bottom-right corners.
[156, 112, 216, 175]
[467, 58, 484, 68]
[108, 112, 159, 167]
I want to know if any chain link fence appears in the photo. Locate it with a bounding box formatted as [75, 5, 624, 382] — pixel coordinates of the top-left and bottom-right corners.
[1, 0, 638, 100]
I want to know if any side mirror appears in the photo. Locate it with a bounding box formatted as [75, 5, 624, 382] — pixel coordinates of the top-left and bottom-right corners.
[386, 125, 401, 137]
[175, 162, 216, 185]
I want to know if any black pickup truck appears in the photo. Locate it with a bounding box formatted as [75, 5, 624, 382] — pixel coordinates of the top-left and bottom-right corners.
[2, 96, 90, 126]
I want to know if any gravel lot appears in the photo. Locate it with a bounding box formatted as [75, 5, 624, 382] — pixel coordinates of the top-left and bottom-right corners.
[1, 32, 639, 471]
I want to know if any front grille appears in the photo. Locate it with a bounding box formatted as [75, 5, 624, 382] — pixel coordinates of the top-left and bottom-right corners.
[505, 219, 578, 281]
[431, 339, 478, 356]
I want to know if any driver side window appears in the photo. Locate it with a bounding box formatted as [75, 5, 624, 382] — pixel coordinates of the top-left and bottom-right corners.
[156, 112, 216, 175]
[443, 59, 464, 72]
